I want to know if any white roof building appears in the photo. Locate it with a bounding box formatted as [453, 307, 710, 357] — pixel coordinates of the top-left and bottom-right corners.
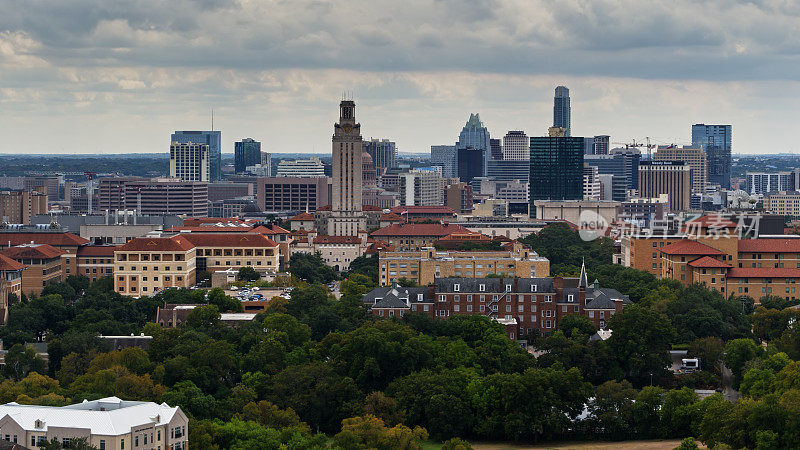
[0, 397, 188, 450]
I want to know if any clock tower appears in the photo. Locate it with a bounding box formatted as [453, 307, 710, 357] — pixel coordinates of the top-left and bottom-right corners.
[329, 100, 366, 236]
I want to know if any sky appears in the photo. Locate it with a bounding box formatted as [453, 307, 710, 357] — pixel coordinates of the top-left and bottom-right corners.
[2, 0, 800, 155]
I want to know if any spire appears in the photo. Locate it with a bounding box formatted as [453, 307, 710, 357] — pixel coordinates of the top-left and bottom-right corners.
[579, 257, 588, 289]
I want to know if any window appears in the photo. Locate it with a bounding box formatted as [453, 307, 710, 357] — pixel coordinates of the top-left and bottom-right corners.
[506, 284, 512, 292]
[545, 295, 552, 302]
[453, 283, 460, 292]
[454, 305, 460, 312]
[531, 284, 537, 292]
[121, 438, 125, 449]
[518, 305, 524, 312]
[467, 295, 472, 302]
[479, 284, 485, 292]
[454, 295, 460, 302]
[505, 305, 511, 312]
[567, 294, 574, 301]
[136, 436, 139, 446]
[467, 305, 472, 312]
[100, 439, 106, 450]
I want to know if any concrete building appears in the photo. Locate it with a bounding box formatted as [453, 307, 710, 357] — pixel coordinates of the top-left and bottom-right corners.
[593, 135, 610, 155]
[364, 139, 397, 174]
[329, 100, 367, 236]
[0, 396, 188, 450]
[746, 172, 793, 195]
[638, 161, 692, 212]
[378, 248, 550, 286]
[502, 131, 528, 161]
[764, 191, 800, 217]
[207, 182, 252, 202]
[532, 200, 620, 227]
[653, 145, 708, 193]
[180, 233, 279, 275]
[169, 142, 210, 182]
[486, 159, 529, 182]
[291, 232, 369, 271]
[114, 235, 196, 297]
[0, 190, 48, 224]
[583, 166, 601, 201]
[444, 182, 473, 214]
[97, 178, 208, 218]
[399, 169, 443, 207]
[172, 130, 221, 181]
[598, 174, 627, 202]
[431, 145, 457, 178]
[24, 176, 60, 202]
[255, 177, 331, 213]
[585, 151, 641, 191]
[275, 157, 325, 177]
[234, 138, 261, 173]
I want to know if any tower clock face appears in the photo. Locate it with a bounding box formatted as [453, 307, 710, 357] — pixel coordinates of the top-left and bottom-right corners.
[343, 125, 352, 134]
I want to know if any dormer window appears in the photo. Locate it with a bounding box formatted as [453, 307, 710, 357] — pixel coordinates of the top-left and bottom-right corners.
[35, 420, 42, 428]
[417, 294, 423, 301]
[505, 284, 512, 292]
[479, 284, 486, 292]
[531, 284, 537, 292]
[568, 294, 574, 302]
[454, 284, 460, 292]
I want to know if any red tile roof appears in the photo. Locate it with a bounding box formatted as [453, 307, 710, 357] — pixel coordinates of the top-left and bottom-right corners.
[687, 256, 732, 268]
[438, 232, 492, 241]
[182, 233, 277, 248]
[290, 212, 315, 221]
[366, 241, 394, 253]
[313, 236, 362, 244]
[0, 254, 26, 271]
[379, 213, 402, 222]
[1, 244, 65, 260]
[738, 239, 800, 253]
[389, 206, 456, 215]
[659, 240, 726, 256]
[250, 224, 290, 235]
[118, 236, 195, 252]
[77, 246, 117, 257]
[727, 268, 800, 278]
[166, 226, 252, 233]
[370, 223, 470, 237]
[182, 218, 247, 226]
[684, 215, 739, 229]
[0, 232, 89, 247]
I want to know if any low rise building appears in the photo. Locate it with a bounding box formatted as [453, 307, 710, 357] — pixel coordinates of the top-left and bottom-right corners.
[76, 245, 115, 283]
[181, 233, 280, 274]
[0, 396, 188, 450]
[370, 223, 471, 251]
[0, 244, 64, 296]
[0, 254, 25, 324]
[0, 232, 89, 278]
[290, 231, 369, 271]
[114, 236, 196, 297]
[764, 191, 800, 217]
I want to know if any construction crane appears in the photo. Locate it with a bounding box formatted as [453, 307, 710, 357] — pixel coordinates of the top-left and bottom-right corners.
[84, 172, 97, 215]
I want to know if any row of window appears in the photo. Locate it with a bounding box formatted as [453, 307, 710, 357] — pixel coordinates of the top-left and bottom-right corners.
[439, 294, 558, 303]
[119, 266, 184, 272]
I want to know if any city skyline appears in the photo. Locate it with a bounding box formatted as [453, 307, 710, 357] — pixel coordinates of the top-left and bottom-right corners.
[1, 1, 797, 155]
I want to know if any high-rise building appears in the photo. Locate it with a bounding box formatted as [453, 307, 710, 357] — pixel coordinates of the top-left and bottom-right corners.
[529, 134, 584, 216]
[638, 161, 692, 212]
[431, 145, 457, 178]
[598, 174, 628, 202]
[502, 131, 529, 161]
[553, 86, 571, 137]
[746, 172, 793, 195]
[234, 138, 261, 173]
[691, 124, 731, 188]
[457, 113, 491, 175]
[276, 157, 325, 177]
[364, 139, 397, 174]
[490, 138, 503, 160]
[653, 145, 708, 193]
[329, 100, 366, 236]
[169, 142, 210, 182]
[593, 135, 610, 155]
[399, 168, 444, 207]
[457, 146, 485, 184]
[444, 182, 473, 214]
[97, 177, 209, 217]
[587, 149, 642, 191]
[0, 189, 48, 224]
[171, 131, 222, 181]
[24, 176, 60, 201]
[487, 160, 530, 182]
[256, 177, 332, 212]
[583, 165, 601, 201]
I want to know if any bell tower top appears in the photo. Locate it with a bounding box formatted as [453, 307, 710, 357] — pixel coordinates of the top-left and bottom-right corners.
[339, 100, 356, 125]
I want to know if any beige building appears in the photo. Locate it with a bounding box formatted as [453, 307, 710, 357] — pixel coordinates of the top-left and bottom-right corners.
[170, 142, 210, 182]
[370, 223, 473, 251]
[329, 100, 367, 236]
[379, 247, 550, 286]
[638, 161, 692, 212]
[114, 235, 196, 297]
[0, 244, 64, 297]
[181, 233, 280, 274]
[290, 231, 369, 271]
[764, 191, 800, 217]
[532, 200, 620, 226]
[0, 396, 188, 450]
[653, 145, 708, 193]
[0, 254, 25, 324]
[0, 189, 48, 225]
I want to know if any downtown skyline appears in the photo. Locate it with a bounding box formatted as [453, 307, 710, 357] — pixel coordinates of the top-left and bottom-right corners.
[2, 0, 799, 155]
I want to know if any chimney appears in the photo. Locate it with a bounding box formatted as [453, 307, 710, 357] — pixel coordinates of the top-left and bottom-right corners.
[553, 276, 564, 298]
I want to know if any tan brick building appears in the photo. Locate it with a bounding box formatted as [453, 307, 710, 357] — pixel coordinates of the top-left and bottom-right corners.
[76, 245, 116, 282]
[114, 236, 196, 297]
[0, 232, 89, 278]
[181, 233, 280, 274]
[0, 254, 25, 324]
[0, 189, 48, 224]
[370, 223, 472, 251]
[379, 247, 551, 286]
[0, 244, 64, 296]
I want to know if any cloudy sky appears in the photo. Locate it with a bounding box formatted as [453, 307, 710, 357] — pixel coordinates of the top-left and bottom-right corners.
[1, 0, 799, 155]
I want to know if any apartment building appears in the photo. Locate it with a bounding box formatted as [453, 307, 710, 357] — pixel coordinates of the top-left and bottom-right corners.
[378, 247, 550, 286]
[114, 236, 196, 297]
[0, 396, 188, 450]
[363, 274, 629, 340]
[764, 191, 800, 217]
[0, 189, 48, 225]
[0, 244, 64, 296]
[180, 233, 280, 274]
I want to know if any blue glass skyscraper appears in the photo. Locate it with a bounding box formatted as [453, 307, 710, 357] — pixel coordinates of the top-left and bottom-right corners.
[172, 131, 222, 181]
[234, 138, 261, 173]
[456, 113, 491, 177]
[691, 124, 731, 188]
[553, 86, 571, 137]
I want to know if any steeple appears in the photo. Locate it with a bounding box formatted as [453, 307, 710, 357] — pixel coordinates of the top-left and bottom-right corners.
[579, 257, 588, 289]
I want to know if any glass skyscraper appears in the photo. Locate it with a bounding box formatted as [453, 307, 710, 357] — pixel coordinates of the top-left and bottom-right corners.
[364, 139, 397, 173]
[431, 145, 457, 178]
[553, 86, 571, 137]
[529, 135, 584, 216]
[691, 124, 731, 188]
[457, 146, 485, 184]
[456, 113, 491, 176]
[171, 131, 222, 181]
[234, 138, 261, 173]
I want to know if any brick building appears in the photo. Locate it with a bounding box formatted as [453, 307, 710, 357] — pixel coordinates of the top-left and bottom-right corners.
[181, 233, 280, 274]
[114, 236, 196, 297]
[0, 244, 64, 296]
[370, 223, 472, 251]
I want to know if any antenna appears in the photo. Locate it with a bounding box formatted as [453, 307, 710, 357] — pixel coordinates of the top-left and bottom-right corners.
[211, 108, 214, 131]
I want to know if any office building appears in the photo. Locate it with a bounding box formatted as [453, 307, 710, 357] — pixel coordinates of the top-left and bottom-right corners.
[487, 159, 530, 182]
[532, 200, 620, 226]
[691, 124, 731, 188]
[502, 131, 529, 161]
[746, 172, 793, 195]
[275, 157, 325, 177]
[207, 182, 252, 201]
[553, 86, 571, 136]
[638, 161, 692, 212]
[24, 176, 60, 201]
[364, 139, 397, 173]
[0, 397, 188, 450]
[583, 165, 601, 201]
[457, 146, 485, 184]
[598, 174, 628, 202]
[169, 142, 210, 182]
[330, 100, 367, 236]
[399, 169, 444, 207]
[490, 138, 503, 160]
[256, 177, 331, 213]
[234, 138, 261, 173]
[653, 145, 708, 193]
[444, 182, 473, 214]
[97, 177, 209, 217]
[586, 150, 641, 191]
[529, 134, 585, 216]
[0, 244, 64, 296]
[457, 113, 491, 174]
[0, 189, 48, 224]
[431, 145, 457, 178]
[593, 135, 610, 155]
[172, 130, 222, 181]
[764, 191, 800, 216]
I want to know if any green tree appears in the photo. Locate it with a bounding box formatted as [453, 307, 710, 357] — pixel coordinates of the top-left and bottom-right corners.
[674, 437, 699, 449]
[606, 304, 675, 386]
[723, 338, 760, 388]
[207, 287, 243, 312]
[333, 415, 428, 450]
[3, 344, 46, 380]
[589, 380, 637, 439]
[289, 252, 337, 283]
[441, 437, 473, 450]
[688, 337, 724, 373]
[237, 267, 261, 282]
